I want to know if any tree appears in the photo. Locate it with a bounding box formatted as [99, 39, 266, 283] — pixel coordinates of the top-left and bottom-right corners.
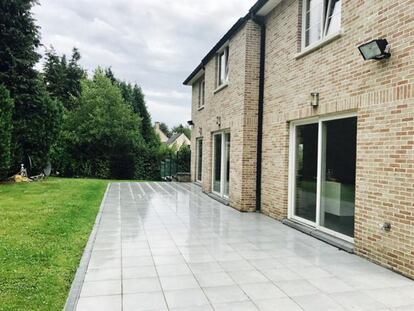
[172, 124, 191, 139]
[62, 70, 143, 179]
[0, 85, 14, 179]
[0, 0, 62, 174]
[43, 47, 85, 110]
[159, 122, 172, 138]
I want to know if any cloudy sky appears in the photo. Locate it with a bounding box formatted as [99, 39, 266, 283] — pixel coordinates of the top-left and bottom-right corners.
[33, 0, 257, 127]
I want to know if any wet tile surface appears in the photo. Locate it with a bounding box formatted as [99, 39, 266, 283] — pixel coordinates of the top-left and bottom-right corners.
[74, 182, 414, 310]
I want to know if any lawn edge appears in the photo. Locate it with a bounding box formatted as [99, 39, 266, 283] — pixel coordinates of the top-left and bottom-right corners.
[63, 182, 111, 311]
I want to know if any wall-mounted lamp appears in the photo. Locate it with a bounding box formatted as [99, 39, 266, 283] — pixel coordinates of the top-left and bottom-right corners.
[216, 116, 221, 127]
[358, 39, 391, 60]
[187, 120, 194, 127]
[198, 127, 202, 136]
[310, 92, 319, 107]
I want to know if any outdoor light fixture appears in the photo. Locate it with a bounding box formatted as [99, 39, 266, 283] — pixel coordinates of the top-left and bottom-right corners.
[198, 127, 202, 136]
[187, 120, 194, 126]
[216, 116, 221, 127]
[358, 39, 391, 60]
[310, 92, 319, 107]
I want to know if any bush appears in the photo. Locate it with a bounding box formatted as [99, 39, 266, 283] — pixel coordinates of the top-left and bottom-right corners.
[57, 70, 143, 179]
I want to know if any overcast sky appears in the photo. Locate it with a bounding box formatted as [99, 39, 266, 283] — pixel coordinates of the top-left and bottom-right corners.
[33, 0, 257, 127]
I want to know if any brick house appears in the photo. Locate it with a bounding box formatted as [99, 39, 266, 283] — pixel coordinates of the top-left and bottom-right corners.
[183, 0, 414, 279]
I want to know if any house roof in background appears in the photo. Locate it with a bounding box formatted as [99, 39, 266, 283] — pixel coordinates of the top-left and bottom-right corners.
[166, 133, 184, 145]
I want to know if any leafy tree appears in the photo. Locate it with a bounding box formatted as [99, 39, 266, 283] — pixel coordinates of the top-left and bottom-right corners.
[159, 122, 171, 138]
[62, 70, 143, 179]
[0, 0, 62, 174]
[172, 124, 191, 140]
[0, 85, 14, 179]
[176, 145, 191, 173]
[43, 47, 85, 110]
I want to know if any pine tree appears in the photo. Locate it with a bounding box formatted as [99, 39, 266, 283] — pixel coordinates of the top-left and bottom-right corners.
[0, 85, 14, 179]
[0, 0, 62, 173]
[43, 47, 85, 110]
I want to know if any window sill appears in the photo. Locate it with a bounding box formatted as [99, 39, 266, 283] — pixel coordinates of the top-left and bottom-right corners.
[295, 31, 343, 59]
[197, 106, 205, 111]
[213, 82, 229, 94]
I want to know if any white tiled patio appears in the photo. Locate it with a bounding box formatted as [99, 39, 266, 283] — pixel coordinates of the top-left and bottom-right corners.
[73, 182, 414, 311]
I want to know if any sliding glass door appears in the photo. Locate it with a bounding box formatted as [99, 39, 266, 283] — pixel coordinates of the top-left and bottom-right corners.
[290, 114, 357, 241]
[212, 132, 230, 198]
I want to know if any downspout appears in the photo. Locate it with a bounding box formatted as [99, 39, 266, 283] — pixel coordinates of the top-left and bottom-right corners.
[252, 14, 266, 212]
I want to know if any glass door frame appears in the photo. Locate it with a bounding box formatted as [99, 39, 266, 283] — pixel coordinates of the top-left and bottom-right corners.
[212, 131, 230, 199]
[196, 138, 203, 183]
[288, 112, 357, 243]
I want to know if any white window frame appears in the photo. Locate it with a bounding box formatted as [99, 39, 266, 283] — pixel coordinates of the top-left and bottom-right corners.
[288, 112, 357, 243]
[198, 78, 205, 109]
[212, 131, 230, 198]
[217, 46, 229, 87]
[301, 0, 342, 51]
[196, 138, 203, 183]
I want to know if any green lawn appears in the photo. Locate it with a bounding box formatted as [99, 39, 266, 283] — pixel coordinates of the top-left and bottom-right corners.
[0, 178, 109, 311]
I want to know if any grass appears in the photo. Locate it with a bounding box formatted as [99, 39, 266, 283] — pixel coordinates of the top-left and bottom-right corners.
[0, 178, 109, 311]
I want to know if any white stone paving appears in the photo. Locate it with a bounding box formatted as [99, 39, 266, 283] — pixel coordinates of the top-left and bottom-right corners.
[74, 182, 414, 311]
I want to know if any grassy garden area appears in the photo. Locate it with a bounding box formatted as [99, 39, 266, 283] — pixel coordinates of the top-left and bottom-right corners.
[0, 178, 108, 311]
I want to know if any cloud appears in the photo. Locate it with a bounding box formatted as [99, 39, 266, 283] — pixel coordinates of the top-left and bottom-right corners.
[33, 0, 257, 126]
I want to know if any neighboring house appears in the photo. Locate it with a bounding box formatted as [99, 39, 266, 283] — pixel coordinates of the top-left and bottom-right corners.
[154, 122, 168, 143]
[184, 0, 414, 280]
[166, 132, 191, 150]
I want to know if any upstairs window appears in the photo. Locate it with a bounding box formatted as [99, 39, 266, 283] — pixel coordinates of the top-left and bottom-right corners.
[303, 0, 342, 48]
[217, 46, 229, 87]
[198, 78, 205, 109]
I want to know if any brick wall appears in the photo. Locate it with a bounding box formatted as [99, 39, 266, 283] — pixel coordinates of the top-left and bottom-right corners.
[260, 0, 414, 278]
[190, 20, 261, 212]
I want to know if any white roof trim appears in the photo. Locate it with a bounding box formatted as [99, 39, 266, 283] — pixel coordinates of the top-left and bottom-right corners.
[187, 68, 205, 86]
[256, 0, 282, 16]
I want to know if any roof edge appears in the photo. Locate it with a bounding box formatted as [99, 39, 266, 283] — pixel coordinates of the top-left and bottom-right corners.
[183, 14, 250, 85]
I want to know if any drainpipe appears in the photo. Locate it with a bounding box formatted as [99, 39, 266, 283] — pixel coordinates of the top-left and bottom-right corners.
[252, 14, 266, 212]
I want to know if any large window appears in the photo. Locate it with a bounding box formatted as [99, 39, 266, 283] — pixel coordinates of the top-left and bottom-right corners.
[302, 0, 342, 48]
[290, 115, 357, 241]
[196, 138, 203, 182]
[198, 78, 205, 109]
[217, 46, 229, 87]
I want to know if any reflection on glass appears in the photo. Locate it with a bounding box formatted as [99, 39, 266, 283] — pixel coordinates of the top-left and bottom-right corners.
[197, 139, 203, 181]
[305, 0, 323, 46]
[295, 123, 318, 222]
[213, 134, 222, 193]
[325, 0, 341, 36]
[320, 117, 357, 237]
[223, 133, 230, 197]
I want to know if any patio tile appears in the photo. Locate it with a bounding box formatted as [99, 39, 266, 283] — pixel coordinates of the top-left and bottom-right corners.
[229, 270, 268, 284]
[80, 280, 121, 297]
[255, 297, 303, 311]
[239, 282, 287, 301]
[123, 277, 161, 294]
[160, 275, 199, 290]
[273, 279, 320, 297]
[123, 292, 167, 311]
[195, 272, 235, 287]
[76, 295, 121, 311]
[203, 285, 249, 304]
[164, 288, 209, 308]
[293, 293, 346, 311]
[72, 183, 414, 311]
[329, 290, 388, 310]
[156, 263, 193, 276]
[122, 265, 157, 279]
[213, 301, 259, 310]
[84, 268, 121, 282]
